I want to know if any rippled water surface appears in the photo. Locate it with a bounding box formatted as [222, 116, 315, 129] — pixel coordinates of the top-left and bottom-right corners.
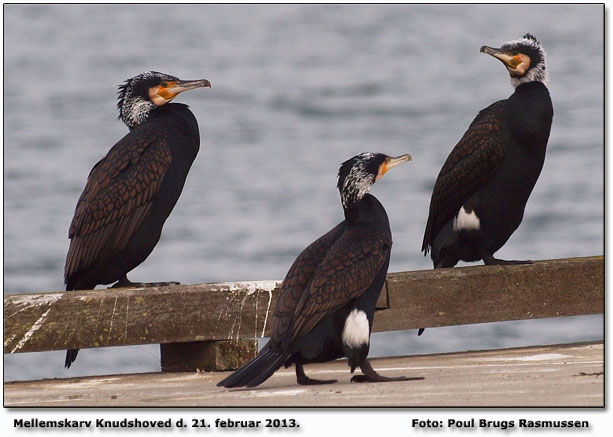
[3, 4, 603, 381]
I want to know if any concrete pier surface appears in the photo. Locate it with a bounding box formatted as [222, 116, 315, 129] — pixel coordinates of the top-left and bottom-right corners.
[4, 341, 603, 407]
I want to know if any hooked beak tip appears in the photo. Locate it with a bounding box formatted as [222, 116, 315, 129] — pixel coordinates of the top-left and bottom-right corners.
[393, 153, 412, 163]
[387, 153, 412, 169]
[480, 46, 501, 58]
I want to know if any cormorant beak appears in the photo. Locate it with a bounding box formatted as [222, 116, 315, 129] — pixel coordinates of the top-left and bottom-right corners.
[376, 154, 412, 181]
[151, 79, 211, 106]
[480, 46, 530, 75]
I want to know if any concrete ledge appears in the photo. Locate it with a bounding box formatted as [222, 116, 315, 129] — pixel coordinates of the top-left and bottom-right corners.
[4, 341, 603, 407]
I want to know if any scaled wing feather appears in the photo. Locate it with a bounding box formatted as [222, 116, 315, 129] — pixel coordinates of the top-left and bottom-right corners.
[288, 227, 391, 344]
[422, 101, 506, 253]
[64, 130, 171, 283]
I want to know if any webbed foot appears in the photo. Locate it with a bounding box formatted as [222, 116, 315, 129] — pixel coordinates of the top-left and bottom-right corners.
[110, 277, 180, 288]
[482, 256, 533, 266]
[350, 359, 424, 383]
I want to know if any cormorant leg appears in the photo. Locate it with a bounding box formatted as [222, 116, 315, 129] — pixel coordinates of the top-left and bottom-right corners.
[110, 275, 136, 288]
[295, 364, 337, 385]
[110, 275, 180, 288]
[417, 328, 425, 336]
[482, 255, 533, 265]
[434, 250, 459, 269]
[350, 359, 424, 383]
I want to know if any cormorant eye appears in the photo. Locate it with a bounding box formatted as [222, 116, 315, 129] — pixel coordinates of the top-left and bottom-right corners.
[161, 81, 168, 87]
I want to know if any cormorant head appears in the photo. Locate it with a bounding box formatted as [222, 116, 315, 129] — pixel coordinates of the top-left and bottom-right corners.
[117, 71, 211, 129]
[337, 152, 411, 209]
[480, 33, 547, 87]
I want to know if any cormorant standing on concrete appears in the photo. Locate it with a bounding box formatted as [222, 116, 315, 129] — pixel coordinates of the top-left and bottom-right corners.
[218, 152, 412, 388]
[422, 34, 553, 270]
[64, 72, 210, 368]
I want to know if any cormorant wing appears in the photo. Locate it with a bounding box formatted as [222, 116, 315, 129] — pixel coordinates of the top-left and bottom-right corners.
[64, 128, 172, 283]
[422, 100, 506, 254]
[272, 223, 346, 345]
[282, 226, 391, 348]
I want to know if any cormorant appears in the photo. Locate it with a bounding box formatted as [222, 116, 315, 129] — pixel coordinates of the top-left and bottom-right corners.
[217, 152, 413, 388]
[422, 34, 553, 270]
[63, 71, 210, 368]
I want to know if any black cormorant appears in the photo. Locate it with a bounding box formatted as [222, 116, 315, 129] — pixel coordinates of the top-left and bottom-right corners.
[217, 152, 413, 388]
[64, 71, 210, 368]
[422, 34, 553, 270]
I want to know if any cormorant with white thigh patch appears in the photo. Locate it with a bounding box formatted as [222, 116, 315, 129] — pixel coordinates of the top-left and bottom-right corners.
[422, 34, 553, 270]
[64, 72, 210, 368]
[218, 152, 417, 388]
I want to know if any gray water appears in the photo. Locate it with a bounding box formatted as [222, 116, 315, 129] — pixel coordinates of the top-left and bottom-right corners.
[3, 4, 603, 382]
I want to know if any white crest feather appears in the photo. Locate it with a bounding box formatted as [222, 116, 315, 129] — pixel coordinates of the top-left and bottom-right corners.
[505, 35, 548, 87]
[340, 153, 376, 208]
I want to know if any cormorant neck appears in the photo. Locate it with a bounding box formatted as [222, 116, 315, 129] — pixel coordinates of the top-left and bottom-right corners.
[343, 194, 376, 224]
[510, 63, 547, 88]
[514, 80, 549, 93]
[121, 96, 156, 130]
[343, 203, 360, 223]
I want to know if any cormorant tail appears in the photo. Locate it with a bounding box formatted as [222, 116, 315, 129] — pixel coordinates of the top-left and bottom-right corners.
[65, 349, 79, 368]
[217, 347, 291, 388]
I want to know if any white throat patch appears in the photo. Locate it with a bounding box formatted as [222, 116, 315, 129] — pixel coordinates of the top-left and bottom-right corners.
[453, 206, 481, 231]
[121, 96, 155, 129]
[342, 309, 370, 349]
[511, 60, 548, 87]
